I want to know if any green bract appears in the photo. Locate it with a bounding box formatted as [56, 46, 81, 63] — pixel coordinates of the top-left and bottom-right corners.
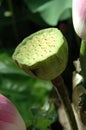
[12, 28, 68, 80]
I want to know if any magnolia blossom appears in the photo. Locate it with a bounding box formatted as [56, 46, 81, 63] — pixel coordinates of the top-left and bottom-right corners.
[72, 0, 86, 40]
[0, 94, 26, 130]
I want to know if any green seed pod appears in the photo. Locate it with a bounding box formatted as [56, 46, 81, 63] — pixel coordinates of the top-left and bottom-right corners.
[12, 28, 68, 80]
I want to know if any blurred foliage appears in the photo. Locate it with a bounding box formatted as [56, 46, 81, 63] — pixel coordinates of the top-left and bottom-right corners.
[0, 0, 72, 27]
[24, 0, 72, 25]
[0, 0, 77, 130]
[0, 51, 55, 129]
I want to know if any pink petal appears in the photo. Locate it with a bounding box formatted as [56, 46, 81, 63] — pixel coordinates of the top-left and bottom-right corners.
[72, 0, 86, 40]
[0, 121, 19, 130]
[73, 0, 86, 20]
[0, 94, 26, 130]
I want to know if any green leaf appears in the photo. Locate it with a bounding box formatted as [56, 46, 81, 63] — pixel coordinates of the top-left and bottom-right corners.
[33, 102, 57, 130]
[37, 117, 52, 130]
[0, 52, 26, 75]
[24, 0, 52, 13]
[40, 0, 72, 25]
[0, 73, 52, 115]
[25, 0, 72, 25]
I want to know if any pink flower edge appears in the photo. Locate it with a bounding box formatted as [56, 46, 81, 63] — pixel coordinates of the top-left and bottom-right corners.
[0, 94, 26, 130]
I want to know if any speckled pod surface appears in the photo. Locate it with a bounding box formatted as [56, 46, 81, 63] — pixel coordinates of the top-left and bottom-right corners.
[13, 28, 68, 80]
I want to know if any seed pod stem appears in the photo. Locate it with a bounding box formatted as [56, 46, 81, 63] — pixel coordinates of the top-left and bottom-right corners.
[52, 76, 78, 130]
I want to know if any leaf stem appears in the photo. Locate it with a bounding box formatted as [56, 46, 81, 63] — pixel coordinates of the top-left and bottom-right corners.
[80, 40, 86, 84]
[52, 76, 78, 130]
